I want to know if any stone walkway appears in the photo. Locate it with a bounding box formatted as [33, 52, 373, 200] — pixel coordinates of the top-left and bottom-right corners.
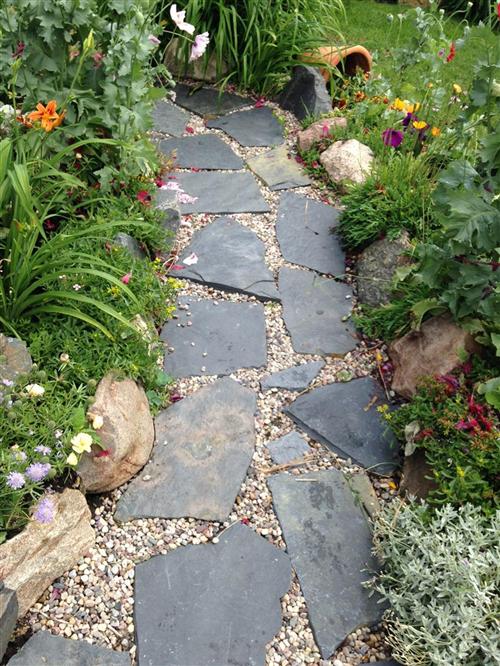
[11, 84, 400, 666]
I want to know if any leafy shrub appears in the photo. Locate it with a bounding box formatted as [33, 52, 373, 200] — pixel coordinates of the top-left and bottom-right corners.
[167, 0, 344, 94]
[338, 153, 436, 249]
[385, 368, 499, 513]
[369, 501, 500, 666]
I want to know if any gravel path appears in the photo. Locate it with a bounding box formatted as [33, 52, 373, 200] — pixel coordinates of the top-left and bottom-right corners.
[10, 87, 398, 666]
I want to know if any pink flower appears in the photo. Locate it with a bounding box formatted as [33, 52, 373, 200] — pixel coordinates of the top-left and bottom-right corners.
[148, 34, 161, 46]
[189, 32, 210, 62]
[321, 122, 330, 137]
[94, 449, 111, 458]
[121, 273, 132, 284]
[136, 190, 151, 204]
[185, 125, 195, 134]
[93, 51, 104, 68]
[155, 177, 166, 187]
[170, 4, 195, 34]
[178, 192, 197, 204]
[254, 98, 266, 108]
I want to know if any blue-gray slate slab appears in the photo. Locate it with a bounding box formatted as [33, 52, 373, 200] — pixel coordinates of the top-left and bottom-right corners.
[0, 584, 17, 662]
[114, 378, 255, 523]
[279, 267, 357, 355]
[152, 99, 190, 136]
[175, 217, 279, 301]
[276, 192, 345, 276]
[174, 83, 251, 116]
[261, 361, 324, 391]
[246, 146, 311, 191]
[174, 172, 270, 214]
[158, 134, 244, 170]
[7, 632, 131, 665]
[285, 377, 400, 474]
[155, 187, 181, 235]
[134, 523, 292, 666]
[269, 469, 382, 659]
[267, 431, 311, 465]
[207, 107, 285, 147]
[161, 297, 267, 377]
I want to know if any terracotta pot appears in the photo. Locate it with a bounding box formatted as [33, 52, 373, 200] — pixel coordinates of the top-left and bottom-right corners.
[302, 45, 372, 81]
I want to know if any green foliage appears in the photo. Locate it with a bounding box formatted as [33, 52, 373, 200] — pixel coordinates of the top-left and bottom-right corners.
[369, 501, 500, 666]
[438, 0, 499, 25]
[167, 0, 344, 94]
[338, 153, 435, 249]
[386, 371, 499, 512]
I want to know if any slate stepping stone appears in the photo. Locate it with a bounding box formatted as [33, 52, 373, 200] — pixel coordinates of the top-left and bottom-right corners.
[247, 145, 311, 190]
[279, 267, 357, 355]
[158, 135, 244, 170]
[114, 378, 255, 522]
[207, 107, 285, 147]
[175, 217, 279, 301]
[285, 377, 400, 474]
[174, 172, 270, 214]
[155, 187, 181, 235]
[269, 469, 381, 659]
[7, 632, 130, 665]
[276, 191, 345, 276]
[161, 297, 267, 378]
[134, 523, 291, 666]
[174, 82, 250, 116]
[152, 99, 190, 136]
[267, 431, 311, 465]
[0, 584, 17, 662]
[261, 360, 324, 391]
[346, 471, 381, 520]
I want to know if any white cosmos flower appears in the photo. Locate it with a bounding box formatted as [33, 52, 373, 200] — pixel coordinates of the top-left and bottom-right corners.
[170, 4, 195, 35]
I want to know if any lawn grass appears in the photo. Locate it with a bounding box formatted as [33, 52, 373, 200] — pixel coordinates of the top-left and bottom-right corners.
[339, 0, 497, 89]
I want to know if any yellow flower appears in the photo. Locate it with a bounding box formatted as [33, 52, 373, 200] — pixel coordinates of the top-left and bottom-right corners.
[66, 452, 78, 466]
[406, 102, 421, 114]
[413, 120, 427, 130]
[375, 350, 383, 363]
[452, 83, 462, 94]
[88, 413, 104, 430]
[428, 82, 434, 88]
[392, 97, 406, 112]
[377, 404, 389, 414]
[457, 466, 465, 478]
[71, 432, 93, 454]
[431, 126, 441, 137]
[25, 383, 45, 398]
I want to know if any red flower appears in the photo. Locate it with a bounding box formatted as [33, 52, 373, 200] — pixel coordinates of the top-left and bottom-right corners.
[254, 98, 266, 108]
[240, 517, 250, 525]
[170, 393, 183, 403]
[136, 190, 151, 205]
[12, 42, 25, 60]
[497, 1, 500, 19]
[446, 43, 456, 63]
[170, 264, 184, 270]
[94, 449, 111, 458]
[155, 177, 165, 187]
[185, 126, 194, 134]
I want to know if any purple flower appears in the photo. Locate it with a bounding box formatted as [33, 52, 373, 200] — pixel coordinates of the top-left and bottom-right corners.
[402, 112, 416, 128]
[6, 471, 25, 489]
[33, 496, 56, 524]
[382, 128, 404, 148]
[34, 445, 52, 456]
[25, 462, 51, 482]
[189, 32, 210, 62]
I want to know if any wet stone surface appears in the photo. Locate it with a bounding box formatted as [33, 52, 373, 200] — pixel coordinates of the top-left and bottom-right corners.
[279, 267, 357, 356]
[269, 469, 382, 659]
[285, 377, 400, 474]
[114, 378, 256, 523]
[161, 297, 267, 378]
[207, 107, 285, 147]
[134, 523, 291, 666]
[174, 172, 270, 214]
[158, 134, 244, 170]
[175, 217, 279, 301]
[276, 191, 345, 276]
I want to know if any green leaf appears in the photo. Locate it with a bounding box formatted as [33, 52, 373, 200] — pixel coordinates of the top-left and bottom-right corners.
[411, 299, 445, 328]
[71, 406, 86, 430]
[477, 377, 500, 410]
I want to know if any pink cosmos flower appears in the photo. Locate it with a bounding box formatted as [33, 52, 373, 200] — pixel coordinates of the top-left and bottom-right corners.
[170, 4, 195, 35]
[189, 32, 210, 61]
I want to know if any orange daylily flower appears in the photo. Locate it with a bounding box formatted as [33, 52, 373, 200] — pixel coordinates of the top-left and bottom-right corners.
[28, 100, 65, 132]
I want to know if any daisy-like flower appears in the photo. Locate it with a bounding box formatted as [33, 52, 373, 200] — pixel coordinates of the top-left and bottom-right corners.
[26, 462, 51, 482]
[413, 120, 428, 131]
[189, 32, 210, 61]
[170, 4, 195, 34]
[33, 496, 56, 523]
[25, 383, 45, 398]
[71, 432, 93, 454]
[6, 471, 25, 489]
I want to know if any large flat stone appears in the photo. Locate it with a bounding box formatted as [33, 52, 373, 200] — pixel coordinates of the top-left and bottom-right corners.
[0, 585, 17, 661]
[174, 172, 270, 214]
[285, 377, 400, 474]
[261, 360, 324, 391]
[267, 431, 311, 465]
[246, 145, 310, 190]
[175, 217, 279, 301]
[7, 632, 130, 665]
[152, 99, 190, 136]
[134, 523, 291, 666]
[279, 267, 357, 355]
[174, 83, 250, 116]
[269, 470, 381, 659]
[158, 135, 243, 170]
[276, 192, 345, 276]
[114, 378, 255, 522]
[207, 107, 284, 147]
[161, 297, 267, 377]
